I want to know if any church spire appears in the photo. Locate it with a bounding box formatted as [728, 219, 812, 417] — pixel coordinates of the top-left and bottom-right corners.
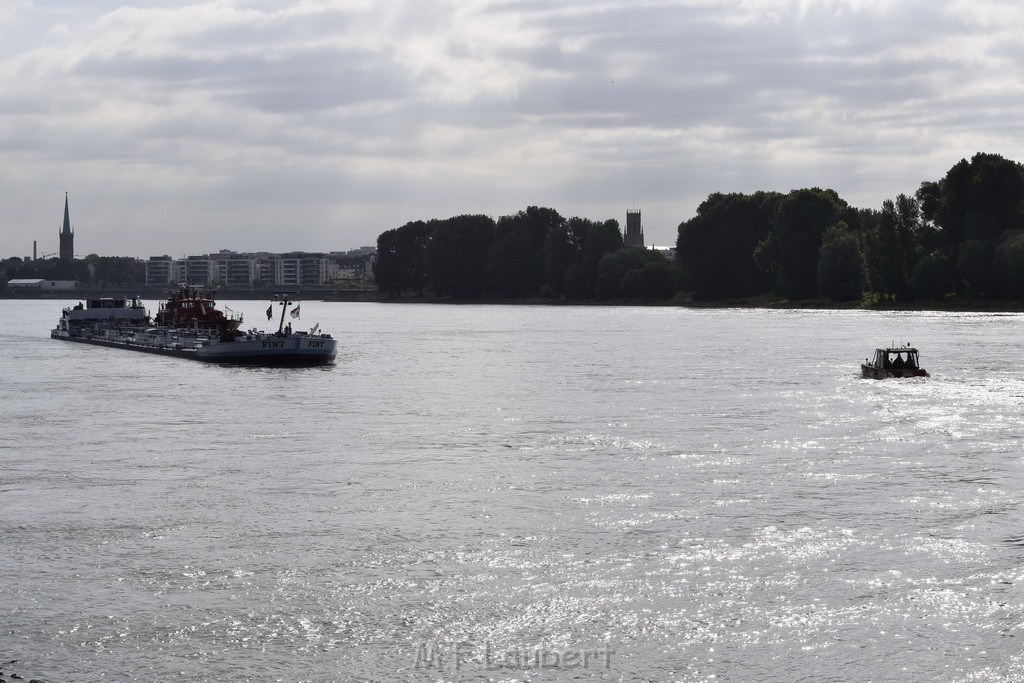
[61, 192, 72, 235]
[59, 192, 75, 260]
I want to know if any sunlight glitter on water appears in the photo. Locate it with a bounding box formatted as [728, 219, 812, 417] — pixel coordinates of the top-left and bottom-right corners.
[4, 303, 1024, 680]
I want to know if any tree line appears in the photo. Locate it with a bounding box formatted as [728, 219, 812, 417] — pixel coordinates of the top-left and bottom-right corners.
[12, 151, 1017, 304]
[375, 151, 1024, 304]
[1, 254, 144, 290]
[374, 207, 676, 300]
[678, 152, 1024, 303]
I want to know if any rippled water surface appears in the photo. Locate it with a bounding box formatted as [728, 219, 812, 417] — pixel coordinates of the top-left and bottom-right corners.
[2, 300, 1024, 682]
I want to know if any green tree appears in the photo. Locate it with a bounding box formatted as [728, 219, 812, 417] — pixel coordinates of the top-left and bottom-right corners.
[894, 194, 923, 271]
[995, 230, 1024, 298]
[595, 247, 666, 299]
[488, 206, 564, 297]
[374, 221, 431, 297]
[427, 215, 494, 298]
[544, 217, 591, 296]
[564, 219, 623, 299]
[7, 256, 77, 281]
[955, 239, 995, 296]
[908, 252, 953, 302]
[488, 230, 536, 297]
[374, 229, 403, 297]
[862, 194, 932, 299]
[0, 257, 24, 290]
[755, 188, 855, 299]
[637, 259, 677, 299]
[397, 221, 431, 296]
[677, 191, 780, 300]
[909, 252, 954, 301]
[866, 199, 907, 298]
[917, 153, 1024, 289]
[85, 256, 144, 287]
[816, 223, 865, 302]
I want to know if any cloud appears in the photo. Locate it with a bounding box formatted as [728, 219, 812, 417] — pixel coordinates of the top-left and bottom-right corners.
[2, 0, 1024, 257]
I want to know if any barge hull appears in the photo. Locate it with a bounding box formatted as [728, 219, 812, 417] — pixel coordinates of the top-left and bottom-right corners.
[52, 332, 197, 359]
[52, 333, 336, 366]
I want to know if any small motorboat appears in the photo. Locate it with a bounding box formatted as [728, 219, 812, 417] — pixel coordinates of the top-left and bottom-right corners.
[861, 346, 928, 379]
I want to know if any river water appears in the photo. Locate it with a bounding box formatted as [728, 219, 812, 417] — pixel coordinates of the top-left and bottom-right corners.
[1, 299, 1023, 682]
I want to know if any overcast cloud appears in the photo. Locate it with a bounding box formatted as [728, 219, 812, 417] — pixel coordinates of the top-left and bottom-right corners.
[2, 0, 1022, 258]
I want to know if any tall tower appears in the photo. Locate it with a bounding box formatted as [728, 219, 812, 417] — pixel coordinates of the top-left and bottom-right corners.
[624, 209, 644, 247]
[59, 192, 74, 261]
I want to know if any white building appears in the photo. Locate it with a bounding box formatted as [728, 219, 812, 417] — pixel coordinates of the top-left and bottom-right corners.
[145, 256, 178, 286]
[219, 251, 261, 287]
[142, 247, 377, 288]
[7, 278, 77, 290]
[184, 256, 218, 286]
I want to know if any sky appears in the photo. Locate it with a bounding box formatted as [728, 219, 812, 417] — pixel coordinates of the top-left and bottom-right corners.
[2, 0, 1023, 259]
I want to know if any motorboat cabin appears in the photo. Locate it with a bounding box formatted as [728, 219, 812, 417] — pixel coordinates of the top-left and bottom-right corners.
[861, 346, 928, 379]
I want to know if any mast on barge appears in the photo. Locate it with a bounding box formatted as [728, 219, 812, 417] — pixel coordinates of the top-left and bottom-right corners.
[270, 292, 300, 334]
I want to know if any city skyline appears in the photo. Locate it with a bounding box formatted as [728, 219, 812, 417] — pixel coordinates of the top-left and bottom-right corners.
[2, 1, 1023, 258]
[14, 192, 379, 261]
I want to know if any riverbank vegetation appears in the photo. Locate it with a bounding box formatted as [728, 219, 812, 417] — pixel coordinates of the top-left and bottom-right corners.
[374, 207, 677, 302]
[375, 152, 1024, 308]
[1, 254, 144, 288]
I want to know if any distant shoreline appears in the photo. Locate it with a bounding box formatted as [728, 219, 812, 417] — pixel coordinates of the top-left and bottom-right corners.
[1, 287, 378, 302]
[5, 288, 1024, 313]
[369, 293, 1024, 313]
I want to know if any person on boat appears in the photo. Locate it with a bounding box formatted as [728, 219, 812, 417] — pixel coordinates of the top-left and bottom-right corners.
[905, 354, 917, 370]
[892, 354, 905, 369]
